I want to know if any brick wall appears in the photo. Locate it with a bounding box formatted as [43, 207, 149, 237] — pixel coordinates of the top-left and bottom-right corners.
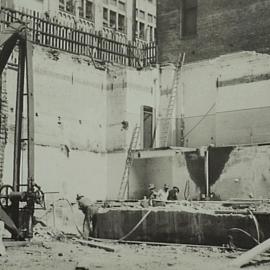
[157, 0, 270, 63]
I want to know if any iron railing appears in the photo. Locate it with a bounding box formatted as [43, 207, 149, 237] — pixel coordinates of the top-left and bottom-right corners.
[0, 6, 157, 68]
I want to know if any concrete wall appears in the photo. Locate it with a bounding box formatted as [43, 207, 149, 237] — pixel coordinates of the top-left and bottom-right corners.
[1, 45, 158, 201]
[212, 145, 270, 200]
[130, 153, 200, 200]
[160, 51, 270, 148]
[157, 0, 270, 64]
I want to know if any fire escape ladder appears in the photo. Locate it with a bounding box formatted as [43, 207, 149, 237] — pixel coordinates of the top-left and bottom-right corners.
[159, 53, 185, 147]
[118, 124, 140, 200]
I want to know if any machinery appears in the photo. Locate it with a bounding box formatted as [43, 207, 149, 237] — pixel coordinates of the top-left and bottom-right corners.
[0, 22, 44, 240]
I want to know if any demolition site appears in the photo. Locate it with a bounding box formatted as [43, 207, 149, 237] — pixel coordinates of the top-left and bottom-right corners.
[1, 0, 270, 269]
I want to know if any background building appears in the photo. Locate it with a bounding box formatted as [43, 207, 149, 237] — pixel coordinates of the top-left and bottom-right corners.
[157, 0, 270, 64]
[7, 0, 156, 42]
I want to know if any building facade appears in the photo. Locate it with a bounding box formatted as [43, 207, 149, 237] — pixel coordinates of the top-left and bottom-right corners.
[7, 0, 156, 42]
[157, 0, 270, 64]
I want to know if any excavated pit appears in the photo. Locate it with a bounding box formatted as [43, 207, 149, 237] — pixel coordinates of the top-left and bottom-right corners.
[93, 202, 270, 249]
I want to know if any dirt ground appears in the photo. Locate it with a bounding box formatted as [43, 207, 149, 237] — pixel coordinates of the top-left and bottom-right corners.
[1, 238, 270, 270]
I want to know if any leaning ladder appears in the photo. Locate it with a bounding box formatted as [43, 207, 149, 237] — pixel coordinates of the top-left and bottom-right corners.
[118, 125, 140, 200]
[159, 53, 185, 147]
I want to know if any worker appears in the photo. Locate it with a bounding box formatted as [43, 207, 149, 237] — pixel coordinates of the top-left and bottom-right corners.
[76, 194, 99, 238]
[157, 184, 169, 201]
[147, 184, 157, 199]
[147, 184, 157, 206]
[167, 186, 180, 200]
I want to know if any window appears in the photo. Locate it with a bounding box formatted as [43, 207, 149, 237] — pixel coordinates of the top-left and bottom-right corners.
[149, 26, 153, 41]
[182, 0, 197, 36]
[139, 22, 145, 39]
[118, 1, 126, 11]
[110, 0, 117, 6]
[139, 10, 145, 20]
[59, 0, 65, 11]
[78, 0, 94, 20]
[103, 8, 108, 26]
[85, 0, 93, 20]
[147, 14, 153, 23]
[142, 106, 153, 149]
[78, 0, 84, 17]
[66, 0, 75, 14]
[110, 10, 117, 29]
[118, 14, 125, 32]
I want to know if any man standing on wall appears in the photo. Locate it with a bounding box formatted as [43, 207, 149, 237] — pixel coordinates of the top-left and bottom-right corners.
[147, 184, 158, 206]
[157, 184, 169, 201]
[168, 186, 180, 201]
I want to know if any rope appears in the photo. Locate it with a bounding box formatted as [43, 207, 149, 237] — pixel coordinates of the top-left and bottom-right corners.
[184, 102, 216, 139]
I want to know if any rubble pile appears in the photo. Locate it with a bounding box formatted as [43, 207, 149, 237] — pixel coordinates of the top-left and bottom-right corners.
[33, 223, 66, 242]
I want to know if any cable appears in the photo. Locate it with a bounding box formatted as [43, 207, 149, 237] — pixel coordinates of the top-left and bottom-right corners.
[184, 179, 190, 200]
[38, 199, 152, 242]
[248, 209, 260, 243]
[119, 209, 152, 241]
[228, 228, 259, 245]
[184, 102, 216, 139]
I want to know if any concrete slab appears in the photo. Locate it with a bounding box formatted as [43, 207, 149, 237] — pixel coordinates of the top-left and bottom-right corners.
[94, 204, 270, 249]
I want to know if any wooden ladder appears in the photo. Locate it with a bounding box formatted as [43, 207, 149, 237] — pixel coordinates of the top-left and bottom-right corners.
[118, 125, 140, 200]
[159, 53, 185, 147]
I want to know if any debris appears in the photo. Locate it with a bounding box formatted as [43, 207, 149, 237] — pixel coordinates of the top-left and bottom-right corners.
[75, 262, 89, 270]
[75, 239, 117, 252]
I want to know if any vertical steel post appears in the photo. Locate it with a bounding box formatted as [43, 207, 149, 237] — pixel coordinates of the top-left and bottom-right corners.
[205, 148, 209, 199]
[12, 41, 25, 230]
[13, 42, 25, 192]
[26, 34, 34, 191]
[25, 33, 35, 238]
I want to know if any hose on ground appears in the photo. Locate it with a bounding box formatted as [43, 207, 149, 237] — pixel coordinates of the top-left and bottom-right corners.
[119, 209, 152, 241]
[248, 209, 260, 244]
[228, 227, 259, 245]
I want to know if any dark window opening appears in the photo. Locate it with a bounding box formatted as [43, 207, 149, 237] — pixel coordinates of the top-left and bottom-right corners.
[59, 0, 65, 11]
[110, 10, 116, 29]
[118, 14, 125, 32]
[85, 0, 93, 20]
[143, 106, 153, 149]
[139, 22, 145, 39]
[66, 0, 75, 14]
[182, 0, 197, 37]
[103, 8, 108, 26]
[149, 26, 153, 41]
[79, 0, 84, 17]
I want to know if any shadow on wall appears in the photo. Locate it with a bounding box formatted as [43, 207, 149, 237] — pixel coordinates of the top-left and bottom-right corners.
[184, 151, 206, 194]
[184, 146, 234, 196]
[208, 146, 235, 186]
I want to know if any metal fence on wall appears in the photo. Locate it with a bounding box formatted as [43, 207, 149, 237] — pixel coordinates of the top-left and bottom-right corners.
[0, 6, 157, 68]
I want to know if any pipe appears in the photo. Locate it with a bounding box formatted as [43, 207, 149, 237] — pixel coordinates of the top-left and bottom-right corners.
[205, 148, 210, 198]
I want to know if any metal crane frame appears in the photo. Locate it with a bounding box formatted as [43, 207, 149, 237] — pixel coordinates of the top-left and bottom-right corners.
[0, 22, 44, 240]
